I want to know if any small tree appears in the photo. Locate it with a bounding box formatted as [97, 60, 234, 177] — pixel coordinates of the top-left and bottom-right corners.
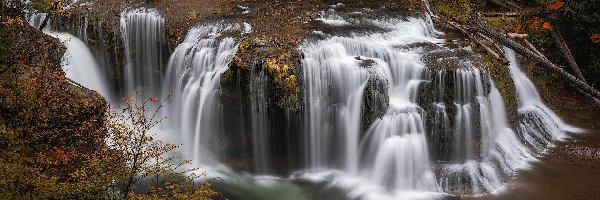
[106, 92, 222, 199]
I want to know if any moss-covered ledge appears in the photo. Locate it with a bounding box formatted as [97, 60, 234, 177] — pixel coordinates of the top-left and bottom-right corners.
[221, 36, 303, 111]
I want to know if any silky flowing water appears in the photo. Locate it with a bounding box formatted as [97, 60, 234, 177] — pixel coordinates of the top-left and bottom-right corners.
[120, 8, 168, 96]
[35, 6, 586, 200]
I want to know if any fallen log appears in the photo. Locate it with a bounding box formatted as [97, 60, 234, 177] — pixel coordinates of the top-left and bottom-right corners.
[471, 18, 600, 100]
[507, 33, 528, 38]
[432, 16, 505, 62]
[550, 27, 587, 83]
[522, 38, 546, 59]
[478, 32, 507, 59]
[482, 12, 520, 17]
[487, 0, 520, 9]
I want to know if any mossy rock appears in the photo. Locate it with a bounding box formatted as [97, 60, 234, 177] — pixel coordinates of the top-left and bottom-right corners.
[222, 35, 303, 111]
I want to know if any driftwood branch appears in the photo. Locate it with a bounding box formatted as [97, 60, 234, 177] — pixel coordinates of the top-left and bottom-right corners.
[471, 18, 600, 100]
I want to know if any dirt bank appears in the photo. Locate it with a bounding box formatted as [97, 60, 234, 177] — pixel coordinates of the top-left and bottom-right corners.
[467, 65, 600, 199]
[496, 106, 600, 200]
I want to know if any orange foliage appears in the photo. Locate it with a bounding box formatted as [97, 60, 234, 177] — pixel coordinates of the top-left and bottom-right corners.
[148, 97, 159, 102]
[515, 25, 525, 34]
[547, 1, 565, 11]
[542, 22, 553, 30]
[54, 149, 70, 163]
[592, 34, 600, 44]
[529, 18, 541, 30]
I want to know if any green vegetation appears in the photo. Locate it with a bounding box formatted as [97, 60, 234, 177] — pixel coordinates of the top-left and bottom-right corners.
[483, 49, 518, 121]
[430, 0, 481, 22]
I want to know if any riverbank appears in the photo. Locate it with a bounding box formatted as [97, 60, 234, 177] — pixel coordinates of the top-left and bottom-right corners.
[499, 98, 600, 199]
[468, 72, 600, 199]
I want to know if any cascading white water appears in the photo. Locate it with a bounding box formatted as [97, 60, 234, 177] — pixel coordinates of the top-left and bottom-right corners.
[28, 10, 115, 102]
[28, 13, 47, 30]
[452, 67, 484, 161]
[250, 66, 272, 174]
[430, 70, 452, 161]
[120, 8, 168, 96]
[437, 48, 585, 195]
[505, 47, 584, 149]
[70, 16, 121, 96]
[302, 40, 370, 171]
[44, 3, 591, 198]
[438, 78, 534, 194]
[301, 18, 444, 198]
[161, 24, 239, 166]
[45, 31, 114, 102]
[361, 107, 438, 191]
[299, 13, 584, 198]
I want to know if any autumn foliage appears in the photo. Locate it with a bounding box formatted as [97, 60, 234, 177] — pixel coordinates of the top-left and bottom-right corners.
[592, 34, 600, 44]
[1, 4, 112, 198]
[1, 4, 222, 199]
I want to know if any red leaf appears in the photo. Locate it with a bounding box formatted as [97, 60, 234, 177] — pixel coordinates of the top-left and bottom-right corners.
[546, 1, 565, 11]
[148, 97, 159, 102]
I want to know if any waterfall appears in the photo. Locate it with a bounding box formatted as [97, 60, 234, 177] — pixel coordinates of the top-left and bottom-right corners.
[299, 16, 583, 197]
[302, 39, 370, 171]
[28, 13, 47, 30]
[120, 8, 168, 96]
[42, 3, 591, 198]
[505, 47, 584, 149]
[438, 78, 533, 194]
[430, 70, 452, 161]
[436, 48, 585, 194]
[44, 31, 114, 102]
[161, 24, 240, 166]
[452, 67, 485, 162]
[300, 18, 443, 197]
[250, 65, 272, 174]
[70, 16, 122, 96]
[362, 107, 438, 191]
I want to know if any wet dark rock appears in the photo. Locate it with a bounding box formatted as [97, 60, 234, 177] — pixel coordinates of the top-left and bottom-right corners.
[358, 57, 377, 68]
[417, 40, 494, 162]
[361, 71, 390, 132]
